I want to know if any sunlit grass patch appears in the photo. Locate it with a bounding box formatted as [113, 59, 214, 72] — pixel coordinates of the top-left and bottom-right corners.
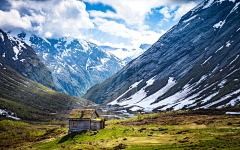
[10, 109, 240, 150]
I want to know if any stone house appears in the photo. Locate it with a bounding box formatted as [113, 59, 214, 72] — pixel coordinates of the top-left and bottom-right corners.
[68, 109, 105, 134]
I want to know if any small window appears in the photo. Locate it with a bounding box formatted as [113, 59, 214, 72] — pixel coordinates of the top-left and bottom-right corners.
[91, 122, 93, 126]
[72, 121, 77, 127]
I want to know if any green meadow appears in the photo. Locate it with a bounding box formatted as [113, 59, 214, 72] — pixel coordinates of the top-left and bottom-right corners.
[1, 109, 240, 150]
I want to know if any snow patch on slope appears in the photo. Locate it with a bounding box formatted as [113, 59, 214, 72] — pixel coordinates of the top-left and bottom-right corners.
[230, 2, 240, 13]
[226, 41, 233, 47]
[20, 59, 25, 62]
[218, 79, 227, 87]
[213, 20, 225, 28]
[203, 0, 215, 9]
[202, 56, 212, 65]
[12, 46, 21, 61]
[215, 46, 224, 53]
[109, 77, 176, 112]
[137, 77, 176, 112]
[0, 32, 4, 41]
[228, 55, 239, 66]
[109, 80, 143, 104]
[101, 58, 110, 65]
[183, 15, 198, 23]
[43, 53, 49, 60]
[0, 109, 21, 120]
[203, 88, 240, 108]
[201, 92, 220, 105]
[78, 39, 90, 53]
[158, 75, 221, 111]
[130, 106, 143, 111]
[86, 58, 91, 70]
[64, 37, 74, 47]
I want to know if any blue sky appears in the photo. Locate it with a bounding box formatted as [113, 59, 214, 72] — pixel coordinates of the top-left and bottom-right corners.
[0, 0, 202, 49]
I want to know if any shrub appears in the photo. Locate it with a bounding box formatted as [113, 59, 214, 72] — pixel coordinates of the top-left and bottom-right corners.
[137, 112, 142, 121]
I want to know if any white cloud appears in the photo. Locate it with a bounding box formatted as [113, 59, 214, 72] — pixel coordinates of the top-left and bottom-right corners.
[130, 29, 166, 47]
[84, 0, 199, 27]
[159, 6, 176, 19]
[157, 2, 198, 27]
[89, 10, 120, 19]
[89, 38, 146, 60]
[91, 17, 165, 49]
[0, 0, 201, 50]
[173, 2, 198, 21]
[93, 17, 142, 39]
[0, 8, 45, 32]
[89, 38, 126, 48]
[0, 9, 33, 30]
[3, 0, 94, 39]
[84, 0, 159, 26]
[85, 0, 198, 48]
[45, 31, 52, 38]
[158, 18, 169, 26]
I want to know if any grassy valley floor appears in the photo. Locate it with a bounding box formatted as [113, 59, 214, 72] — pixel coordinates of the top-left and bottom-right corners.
[1, 108, 240, 150]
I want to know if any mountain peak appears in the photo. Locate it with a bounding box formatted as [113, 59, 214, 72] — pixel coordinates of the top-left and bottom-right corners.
[0, 29, 58, 91]
[83, 0, 240, 111]
[6, 30, 125, 96]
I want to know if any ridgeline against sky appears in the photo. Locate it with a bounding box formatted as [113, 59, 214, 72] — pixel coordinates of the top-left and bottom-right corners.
[0, 0, 201, 57]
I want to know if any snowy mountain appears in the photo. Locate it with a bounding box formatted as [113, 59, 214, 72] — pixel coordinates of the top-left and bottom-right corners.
[7, 30, 125, 96]
[83, 0, 240, 112]
[0, 29, 93, 121]
[100, 44, 151, 64]
[0, 29, 58, 91]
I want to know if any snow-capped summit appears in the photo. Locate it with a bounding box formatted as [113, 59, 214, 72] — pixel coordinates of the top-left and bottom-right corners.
[7, 29, 125, 96]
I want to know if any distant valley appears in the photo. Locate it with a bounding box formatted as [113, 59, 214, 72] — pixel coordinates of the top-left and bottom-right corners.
[100, 43, 151, 64]
[1, 0, 240, 121]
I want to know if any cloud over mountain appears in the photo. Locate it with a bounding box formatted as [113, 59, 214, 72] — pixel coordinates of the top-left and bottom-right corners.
[0, 0, 201, 59]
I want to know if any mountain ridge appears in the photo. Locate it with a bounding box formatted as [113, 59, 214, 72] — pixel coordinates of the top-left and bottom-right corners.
[7, 30, 125, 97]
[0, 31, 93, 121]
[0, 29, 58, 91]
[0, 60, 93, 121]
[83, 0, 240, 112]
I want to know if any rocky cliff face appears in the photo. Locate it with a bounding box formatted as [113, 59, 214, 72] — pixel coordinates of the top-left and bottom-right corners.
[83, 0, 240, 112]
[7, 30, 125, 96]
[0, 29, 57, 91]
